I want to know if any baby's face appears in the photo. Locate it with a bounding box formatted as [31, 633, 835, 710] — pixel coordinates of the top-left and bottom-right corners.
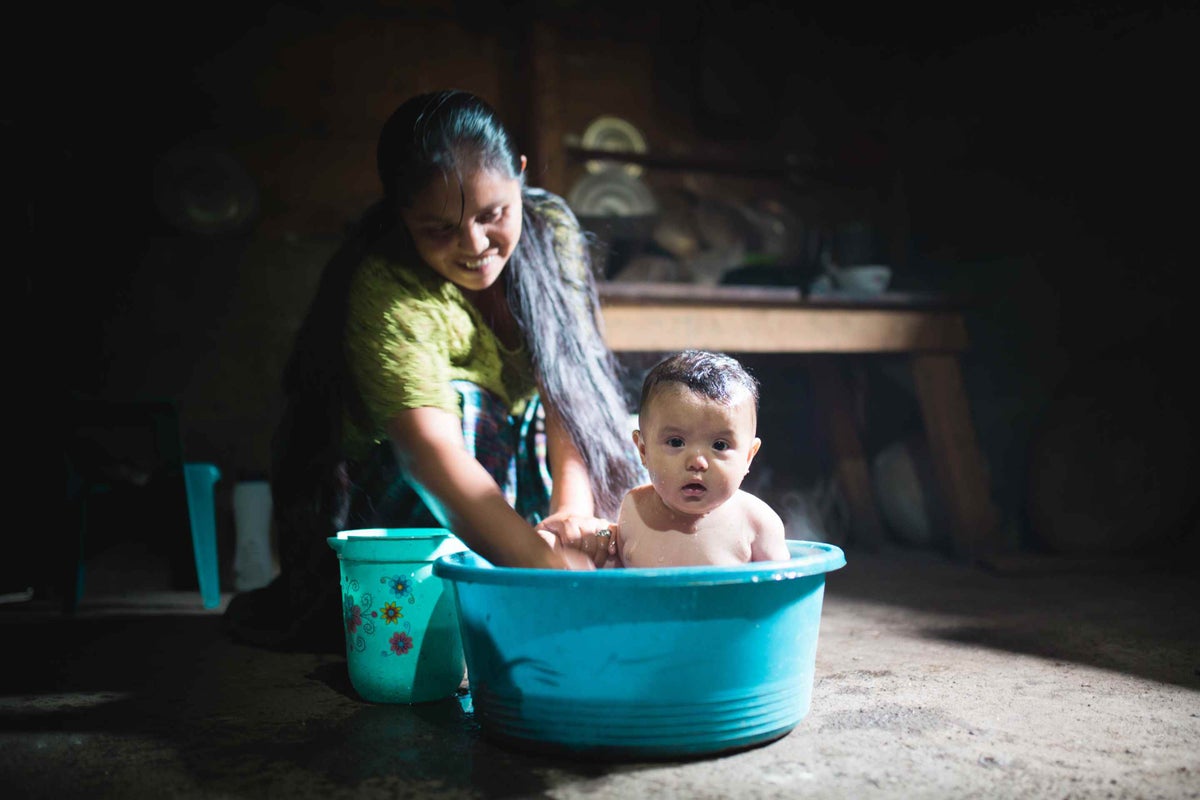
[634, 383, 761, 518]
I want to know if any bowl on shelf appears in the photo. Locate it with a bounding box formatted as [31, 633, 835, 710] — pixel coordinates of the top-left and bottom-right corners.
[833, 264, 892, 295]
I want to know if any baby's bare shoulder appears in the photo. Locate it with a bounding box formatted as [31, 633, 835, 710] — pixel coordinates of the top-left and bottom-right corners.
[737, 491, 789, 561]
[621, 484, 654, 512]
[617, 485, 656, 529]
[734, 490, 781, 519]
[626, 484, 662, 513]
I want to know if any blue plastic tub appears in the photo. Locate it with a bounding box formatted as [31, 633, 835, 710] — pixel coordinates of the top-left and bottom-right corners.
[433, 540, 845, 758]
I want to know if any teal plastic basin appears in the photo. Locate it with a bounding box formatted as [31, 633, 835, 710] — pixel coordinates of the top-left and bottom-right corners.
[433, 540, 846, 758]
[328, 528, 469, 704]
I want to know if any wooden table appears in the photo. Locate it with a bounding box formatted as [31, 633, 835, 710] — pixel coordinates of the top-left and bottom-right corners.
[598, 282, 999, 561]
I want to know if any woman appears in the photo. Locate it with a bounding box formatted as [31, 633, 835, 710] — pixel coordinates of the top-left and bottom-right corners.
[225, 90, 643, 651]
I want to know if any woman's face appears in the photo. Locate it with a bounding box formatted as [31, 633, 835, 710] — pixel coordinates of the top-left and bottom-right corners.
[400, 163, 524, 293]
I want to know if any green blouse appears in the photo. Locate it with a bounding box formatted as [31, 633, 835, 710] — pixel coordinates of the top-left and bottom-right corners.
[342, 193, 589, 457]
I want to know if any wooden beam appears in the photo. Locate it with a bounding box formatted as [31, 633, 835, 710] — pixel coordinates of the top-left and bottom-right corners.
[526, 20, 564, 195]
[809, 357, 886, 550]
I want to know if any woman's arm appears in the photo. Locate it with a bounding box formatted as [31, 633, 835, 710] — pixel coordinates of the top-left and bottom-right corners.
[386, 406, 567, 569]
[544, 402, 595, 517]
[537, 402, 615, 568]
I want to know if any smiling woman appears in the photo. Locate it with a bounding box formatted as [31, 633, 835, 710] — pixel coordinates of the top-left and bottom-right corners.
[223, 90, 645, 652]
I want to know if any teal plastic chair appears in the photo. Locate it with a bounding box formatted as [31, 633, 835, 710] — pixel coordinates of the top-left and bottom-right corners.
[65, 397, 223, 611]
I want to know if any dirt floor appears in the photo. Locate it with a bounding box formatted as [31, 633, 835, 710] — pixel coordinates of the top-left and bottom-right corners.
[1, 544, 1197, 799]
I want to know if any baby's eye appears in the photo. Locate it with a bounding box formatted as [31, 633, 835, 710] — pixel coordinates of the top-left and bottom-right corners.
[666, 436, 684, 448]
[712, 440, 730, 452]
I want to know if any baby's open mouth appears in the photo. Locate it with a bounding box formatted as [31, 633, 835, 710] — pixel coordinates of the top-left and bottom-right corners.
[682, 482, 706, 496]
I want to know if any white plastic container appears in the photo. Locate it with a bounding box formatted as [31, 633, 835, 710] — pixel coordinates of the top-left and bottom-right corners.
[232, 480, 277, 591]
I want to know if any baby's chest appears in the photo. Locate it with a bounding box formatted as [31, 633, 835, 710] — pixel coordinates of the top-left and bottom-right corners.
[621, 524, 752, 568]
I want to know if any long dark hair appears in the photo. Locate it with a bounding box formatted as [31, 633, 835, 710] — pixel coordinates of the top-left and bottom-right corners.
[509, 187, 640, 515]
[272, 90, 638, 551]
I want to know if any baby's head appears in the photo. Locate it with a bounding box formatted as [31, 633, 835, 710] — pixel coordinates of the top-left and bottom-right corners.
[639, 350, 760, 423]
[635, 351, 762, 517]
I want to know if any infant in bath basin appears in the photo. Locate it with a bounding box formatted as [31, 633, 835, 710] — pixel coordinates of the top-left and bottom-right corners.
[610, 349, 789, 567]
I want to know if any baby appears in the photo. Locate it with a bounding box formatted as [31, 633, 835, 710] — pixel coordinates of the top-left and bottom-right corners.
[613, 350, 789, 567]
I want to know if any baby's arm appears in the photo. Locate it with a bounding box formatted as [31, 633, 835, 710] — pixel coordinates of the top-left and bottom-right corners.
[598, 523, 623, 569]
[605, 489, 648, 569]
[747, 494, 790, 562]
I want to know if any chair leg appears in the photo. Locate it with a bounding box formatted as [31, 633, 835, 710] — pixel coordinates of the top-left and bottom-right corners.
[64, 459, 90, 614]
[67, 491, 86, 613]
[184, 463, 223, 609]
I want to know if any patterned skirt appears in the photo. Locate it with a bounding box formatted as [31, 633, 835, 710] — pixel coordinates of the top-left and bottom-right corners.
[343, 381, 553, 529]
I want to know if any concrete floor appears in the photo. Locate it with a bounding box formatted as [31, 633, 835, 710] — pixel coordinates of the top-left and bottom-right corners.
[2, 543, 1197, 799]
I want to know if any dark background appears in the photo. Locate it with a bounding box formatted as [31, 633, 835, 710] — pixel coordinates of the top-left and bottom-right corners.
[11, 0, 1197, 590]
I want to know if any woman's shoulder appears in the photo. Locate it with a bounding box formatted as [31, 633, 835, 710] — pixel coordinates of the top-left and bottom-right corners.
[524, 188, 583, 233]
[523, 188, 591, 281]
[524, 186, 573, 215]
[350, 253, 456, 310]
[346, 254, 474, 351]
[354, 251, 431, 291]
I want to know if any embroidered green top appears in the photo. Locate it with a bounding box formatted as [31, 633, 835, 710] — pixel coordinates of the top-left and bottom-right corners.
[342, 193, 590, 456]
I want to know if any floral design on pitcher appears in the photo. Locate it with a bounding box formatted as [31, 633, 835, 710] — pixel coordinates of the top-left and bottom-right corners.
[343, 586, 376, 653]
[380, 601, 403, 625]
[343, 572, 423, 656]
[344, 598, 363, 635]
[342, 577, 363, 634]
[383, 574, 415, 602]
[388, 630, 414, 656]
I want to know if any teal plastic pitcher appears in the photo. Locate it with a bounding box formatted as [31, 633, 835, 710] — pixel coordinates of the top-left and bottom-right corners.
[327, 528, 469, 704]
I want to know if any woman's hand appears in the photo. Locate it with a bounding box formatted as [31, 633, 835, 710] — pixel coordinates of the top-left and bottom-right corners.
[536, 512, 618, 570]
[537, 400, 618, 569]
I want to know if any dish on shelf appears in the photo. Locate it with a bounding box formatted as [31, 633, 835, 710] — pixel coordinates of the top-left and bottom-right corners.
[567, 169, 658, 217]
[153, 142, 259, 235]
[581, 115, 648, 177]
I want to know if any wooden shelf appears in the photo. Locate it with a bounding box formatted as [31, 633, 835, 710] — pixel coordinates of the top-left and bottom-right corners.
[597, 284, 970, 354]
[597, 281, 965, 310]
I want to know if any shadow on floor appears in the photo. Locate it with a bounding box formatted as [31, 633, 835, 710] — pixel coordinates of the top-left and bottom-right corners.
[0, 611, 676, 796]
